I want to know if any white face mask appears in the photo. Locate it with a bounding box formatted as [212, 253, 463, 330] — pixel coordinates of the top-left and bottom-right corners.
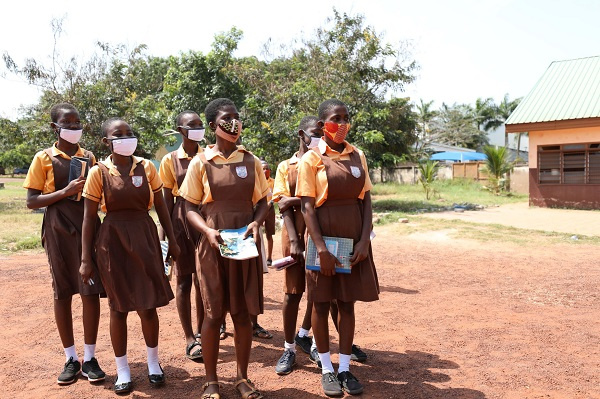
[308, 137, 321, 149]
[187, 128, 205, 142]
[58, 127, 83, 144]
[111, 137, 138, 156]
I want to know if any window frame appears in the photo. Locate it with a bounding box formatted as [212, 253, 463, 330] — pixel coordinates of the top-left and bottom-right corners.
[538, 142, 600, 185]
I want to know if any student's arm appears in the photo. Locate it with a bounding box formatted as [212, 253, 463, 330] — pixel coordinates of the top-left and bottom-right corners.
[349, 191, 372, 266]
[281, 207, 303, 260]
[79, 198, 99, 285]
[26, 177, 85, 209]
[301, 196, 341, 276]
[154, 190, 180, 261]
[277, 195, 301, 213]
[243, 197, 268, 241]
[159, 188, 175, 240]
[185, 199, 223, 249]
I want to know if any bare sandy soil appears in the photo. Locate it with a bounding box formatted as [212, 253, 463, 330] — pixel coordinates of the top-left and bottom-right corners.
[1, 206, 600, 399]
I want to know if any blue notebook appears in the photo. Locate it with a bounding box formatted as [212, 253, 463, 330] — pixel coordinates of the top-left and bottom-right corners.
[305, 236, 353, 274]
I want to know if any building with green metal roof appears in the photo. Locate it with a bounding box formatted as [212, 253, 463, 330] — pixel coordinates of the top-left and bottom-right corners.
[505, 56, 600, 209]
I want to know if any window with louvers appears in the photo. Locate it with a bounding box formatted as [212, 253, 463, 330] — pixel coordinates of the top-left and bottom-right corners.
[538, 143, 600, 184]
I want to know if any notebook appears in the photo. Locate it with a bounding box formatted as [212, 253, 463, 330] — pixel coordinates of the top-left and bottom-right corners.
[218, 226, 259, 260]
[67, 156, 90, 201]
[305, 236, 353, 274]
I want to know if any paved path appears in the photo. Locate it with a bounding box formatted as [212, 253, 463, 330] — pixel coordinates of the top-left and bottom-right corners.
[421, 201, 600, 237]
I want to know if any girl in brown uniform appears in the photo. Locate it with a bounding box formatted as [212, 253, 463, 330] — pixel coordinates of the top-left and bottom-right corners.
[159, 110, 205, 361]
[23, 103, 105, 386]
[296, 99, 379, 397]
[179, 98, 268, 399]
[80, 117, 180, 394]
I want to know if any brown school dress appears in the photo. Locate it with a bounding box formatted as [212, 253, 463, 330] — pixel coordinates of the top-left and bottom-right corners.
[41, 148, 104, 300]
[95, 162, 174, 312]
[170, 152, 200, 276]
[195, 152, 264, 319]
[281, 161, 307, 294]
[306, 150, 380, 303]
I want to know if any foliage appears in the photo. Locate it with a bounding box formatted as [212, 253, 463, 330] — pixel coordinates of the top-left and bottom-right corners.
[429, 103, 488, 149]
[417, 160, 439, 199]
[482, 145, 513, 194]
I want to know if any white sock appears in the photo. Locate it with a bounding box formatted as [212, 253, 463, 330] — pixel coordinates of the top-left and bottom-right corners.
[115, 355, 131, 384]
[64, 345, 78, 362]
[311, 337, 317, 352]
[298, 328, 310, 338]
[284, 341, 296, 353]
[83, 344, 96, 362]
[319, 352, 335, 374]
[338, 353, 351, 373]
[146, 345, 162, 375]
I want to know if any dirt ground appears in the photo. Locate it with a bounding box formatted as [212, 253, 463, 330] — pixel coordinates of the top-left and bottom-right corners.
[1, 204, 600, 399]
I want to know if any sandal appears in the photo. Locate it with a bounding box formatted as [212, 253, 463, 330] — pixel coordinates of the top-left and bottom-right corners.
[252, 324, 273, 339]
[202, 381, 222, 399]
[219, 324, 227, 340]
[185, 340, 203, 361]
[234, 378, 264, 399]
[195, 332, 202, 340]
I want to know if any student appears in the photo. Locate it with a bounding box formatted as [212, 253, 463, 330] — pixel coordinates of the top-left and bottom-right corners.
[296, 99, 379, 397]
[23, 103, 105, 386]
[159, 110, 205, 361]
[179, 98, 267, 399]
[80, 117, 179, 394]
[273, 115, 322, 375]
[261, 160, 275, 266]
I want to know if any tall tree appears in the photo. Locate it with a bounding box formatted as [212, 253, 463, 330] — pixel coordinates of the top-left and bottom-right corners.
[484, 94, 521, 147]
[430, 103, 488, 149]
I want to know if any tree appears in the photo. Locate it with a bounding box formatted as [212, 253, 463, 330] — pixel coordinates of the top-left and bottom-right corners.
[417, 160, 439, 200]
[412, 99, 437, 161]
[430, 103, 488, 149]
[482, 145, 513, 194]
[483, 94, 521, 147]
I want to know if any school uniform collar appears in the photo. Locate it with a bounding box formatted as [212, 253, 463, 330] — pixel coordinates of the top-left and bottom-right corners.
[176, 143, 203, 159]
[204, 144, 247, 161]
[51, 142, 86, 160]
[289, 152, 300, 164]
[318, 139, 354, 156]
[100, 155, 144, 176]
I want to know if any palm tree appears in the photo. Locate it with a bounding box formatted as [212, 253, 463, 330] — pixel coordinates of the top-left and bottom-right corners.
[482, 145, 513, 194]
[473, 97, 495, 131]
[483, 94, 522, 147]
[418, 160, 439, 199]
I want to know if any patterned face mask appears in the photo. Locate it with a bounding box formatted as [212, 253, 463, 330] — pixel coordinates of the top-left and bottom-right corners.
[215, 119, 242, 143]
[323, 122, 350, 144]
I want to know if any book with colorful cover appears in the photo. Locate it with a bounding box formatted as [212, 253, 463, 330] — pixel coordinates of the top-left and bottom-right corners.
[305, 236, 353, 274]
[218, 226, 259, 260]
[160, 240, 173, 280]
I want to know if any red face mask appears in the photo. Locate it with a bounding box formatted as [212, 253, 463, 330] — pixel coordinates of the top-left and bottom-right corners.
[323, 122, 350, 144]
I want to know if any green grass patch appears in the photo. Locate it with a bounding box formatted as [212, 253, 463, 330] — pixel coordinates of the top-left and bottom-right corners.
[372, 180, 527, 214]
[0, 179, 44, 252]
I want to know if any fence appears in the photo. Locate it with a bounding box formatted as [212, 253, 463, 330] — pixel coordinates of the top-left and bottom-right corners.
[452, 161, 488, 181]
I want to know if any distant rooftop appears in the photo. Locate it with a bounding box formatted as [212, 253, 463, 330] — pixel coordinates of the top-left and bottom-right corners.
[505, 56, 600, 133]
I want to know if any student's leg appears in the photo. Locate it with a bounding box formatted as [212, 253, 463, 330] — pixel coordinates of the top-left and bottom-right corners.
[193, 273, 204, 336]
[329, 300, 339, 331]
[266, 234, 274, 262]
[232, 310, 261, 398]
[137, 308, 163, 376]
[110, 310, 131, 385]
[251, 314, 272, 339]
[54, 296, 75, 357]
[312, 301, 335, 372]
[176, 274, 195, 343]
[80, 293, 105, 380]
[301, 300, 313, 331]
[201, 315, 222, 396]
[283, 293, 302, 344]
[336, 301, 355, 357]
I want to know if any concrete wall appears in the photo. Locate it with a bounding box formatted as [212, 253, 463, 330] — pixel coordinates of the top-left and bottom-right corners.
[509, 166, 529, 194]
[371, 164, 452, 184]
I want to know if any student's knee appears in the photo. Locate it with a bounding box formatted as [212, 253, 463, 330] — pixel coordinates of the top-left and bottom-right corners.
[336, 300, 354, 315]
[136, 308, 158, 321]
[313, 301, 330, 316]
[204, 315, 223, 329]
[111, 309, 129, 321]
[230, 310, 251, 326]
[176, 274, 193, 292]
[284, 293, 302, 307]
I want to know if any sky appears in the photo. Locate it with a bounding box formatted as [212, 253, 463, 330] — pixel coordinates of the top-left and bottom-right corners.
[1, 0, 598, 121]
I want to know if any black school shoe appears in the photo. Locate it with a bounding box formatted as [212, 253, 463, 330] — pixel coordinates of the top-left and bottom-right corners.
[337, 371, 364, 395]
[82, 357, 106, 382]
[321, 372, 343, 397]
[309, 347, 322, 369]
[275, 349, 296, 375]
[114, 381, 132, 394]
[350, 344, 368, 363]
[57, 357, 81, 385]
[294, 334, 312, 354]
[148, 365, 165, 385]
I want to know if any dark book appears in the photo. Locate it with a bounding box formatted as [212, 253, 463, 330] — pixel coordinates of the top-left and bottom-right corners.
[68, 156, 89, 201]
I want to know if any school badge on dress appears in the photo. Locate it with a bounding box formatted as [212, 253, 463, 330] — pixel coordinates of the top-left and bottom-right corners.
[350, 166, 361, 178]
[132, 175, 143, 187]
[236, 165, 248, 178]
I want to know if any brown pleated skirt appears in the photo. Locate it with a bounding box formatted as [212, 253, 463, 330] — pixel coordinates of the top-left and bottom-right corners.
[197, 200, 264, 319]
[281, 217, 306, 295]
[96, 210, 174, 312]
[306, 200, 380, 303]
[42, 200, 104, 300]
[171, 198, 199, 276]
